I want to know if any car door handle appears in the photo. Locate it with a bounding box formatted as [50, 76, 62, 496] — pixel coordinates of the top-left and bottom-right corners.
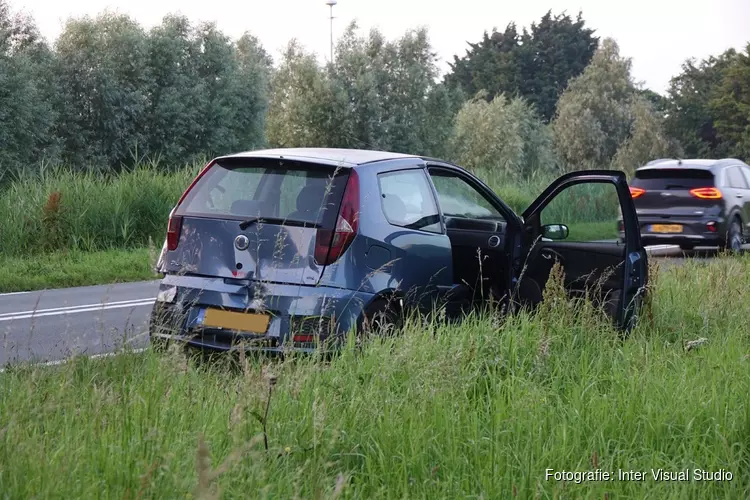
[736, 194, 743, 198]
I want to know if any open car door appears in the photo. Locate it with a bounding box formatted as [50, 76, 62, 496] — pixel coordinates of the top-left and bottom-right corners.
[518, 170, 647, 332]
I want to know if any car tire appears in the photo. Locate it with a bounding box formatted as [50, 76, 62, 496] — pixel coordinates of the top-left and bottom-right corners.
[724, 218, 743, 253]
[358, 297, 402, 342]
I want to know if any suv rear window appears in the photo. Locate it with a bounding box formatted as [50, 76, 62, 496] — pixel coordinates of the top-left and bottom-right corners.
[177, 158, 349, 228]
[631, 168, 715, 190]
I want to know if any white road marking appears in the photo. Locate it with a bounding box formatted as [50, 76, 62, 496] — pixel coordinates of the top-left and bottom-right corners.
[0, 298, 156, 317]
[0, 298, 156, 322]
[0, 290, 33, 297]
[0, 347, 148, 373]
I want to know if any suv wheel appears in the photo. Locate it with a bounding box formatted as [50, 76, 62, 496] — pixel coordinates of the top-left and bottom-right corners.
[725, 219, 743, 253]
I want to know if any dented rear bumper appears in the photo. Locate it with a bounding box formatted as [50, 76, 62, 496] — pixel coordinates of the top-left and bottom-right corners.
[149, 274, 374, 351]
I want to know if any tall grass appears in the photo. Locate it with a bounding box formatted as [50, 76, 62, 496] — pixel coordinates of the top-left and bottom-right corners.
[0, 161, 617, 258]
[1, 257, 748, 498]
[0, 163, 197, 256]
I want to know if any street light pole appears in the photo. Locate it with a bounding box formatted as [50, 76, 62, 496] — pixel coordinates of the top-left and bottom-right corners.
[325, 0, 337, 64]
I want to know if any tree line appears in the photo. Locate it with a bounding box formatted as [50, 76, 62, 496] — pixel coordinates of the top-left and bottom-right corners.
[1, 1, 748, 181]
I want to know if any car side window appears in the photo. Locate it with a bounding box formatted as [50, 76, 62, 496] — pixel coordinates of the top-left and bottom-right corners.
[740, 167, 750, 189]
[428, 171, 505, 222]
[378, 169, 442, 233]
[726, 167, 748, 189]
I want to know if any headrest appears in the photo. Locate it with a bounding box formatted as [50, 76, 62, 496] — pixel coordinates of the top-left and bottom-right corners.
[382, 194, 407, 225]
[295, 182, 328, 218]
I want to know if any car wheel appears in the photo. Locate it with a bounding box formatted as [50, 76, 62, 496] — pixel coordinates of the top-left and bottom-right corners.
[358, 297, 402, 343]
[725, 219, 743, 253]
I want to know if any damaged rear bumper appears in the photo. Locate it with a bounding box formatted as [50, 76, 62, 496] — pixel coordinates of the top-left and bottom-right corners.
[149, 274, 374, 352]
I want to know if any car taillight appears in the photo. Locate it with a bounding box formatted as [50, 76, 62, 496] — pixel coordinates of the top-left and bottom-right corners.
[166, 211, 183, 251]
[314, 170, 359, 265]
[165, 160, 215, 252]
[167, 161, 214, 251]
[629, 186, 645, 199]
[689, 187, 722, 199]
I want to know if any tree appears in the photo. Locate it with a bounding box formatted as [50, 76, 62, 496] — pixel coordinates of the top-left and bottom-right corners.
[233, 33, 273, 150]
[450, 93, 556, 179]
[52, 13, 271, 170]
[53, 13, 150, 169]
[0, 0, 58, 176]
[444, 24, 520, 105]
[265, 40, 344, 148]
[637, 88, 670, 118]
[709, 43, 750, 160]
[331, 23, 461, 156]
[552, 38, 635, 171]
[143, 14, 205, 167]
[611, 97, 682, 175]
[266, 24, 461, 156]
[515, 11, 599, 121]
[665, 49, 738, 159]
[444, 11, 598, 122]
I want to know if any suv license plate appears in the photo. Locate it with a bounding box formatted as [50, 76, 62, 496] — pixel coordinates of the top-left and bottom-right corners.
[650, 224, 683, 233]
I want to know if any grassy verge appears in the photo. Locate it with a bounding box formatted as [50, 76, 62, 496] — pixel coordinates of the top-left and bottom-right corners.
[566, 220, 619, 241]
[0, 247, 159, 293]
[1, 257, 749, 498]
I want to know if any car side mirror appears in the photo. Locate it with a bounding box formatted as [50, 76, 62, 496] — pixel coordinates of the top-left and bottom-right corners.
[542, 223, 569, 240]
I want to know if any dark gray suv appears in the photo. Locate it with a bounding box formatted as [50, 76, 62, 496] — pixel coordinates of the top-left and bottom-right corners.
[618, 158, 750, 251]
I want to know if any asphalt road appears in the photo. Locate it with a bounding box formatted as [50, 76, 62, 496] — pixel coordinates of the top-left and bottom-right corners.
[0, 244, 739, 367]
[0, 280, 159, 366]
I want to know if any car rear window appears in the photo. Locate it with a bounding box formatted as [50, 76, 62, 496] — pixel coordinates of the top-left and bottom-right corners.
[631, 168, 715, 190]
[176, 158, 349, 228]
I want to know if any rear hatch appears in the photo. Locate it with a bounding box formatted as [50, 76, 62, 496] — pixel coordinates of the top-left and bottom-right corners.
[630, 168, 721, 217]
[162, 156, 352, 286]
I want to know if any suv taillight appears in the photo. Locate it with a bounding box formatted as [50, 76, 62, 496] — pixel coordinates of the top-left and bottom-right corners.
[689, 187, 722, 199]
[314, 170, 359, 265]
[629, 186, 645, 198]
[164, 160, 215, 251]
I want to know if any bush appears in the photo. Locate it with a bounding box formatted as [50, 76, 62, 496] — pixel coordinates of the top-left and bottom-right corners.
[450, 93, 557, 181]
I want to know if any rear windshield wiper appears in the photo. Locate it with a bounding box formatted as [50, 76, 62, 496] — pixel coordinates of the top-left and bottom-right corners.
[238, 217, 321, 230]
[239, 217, 262, 230]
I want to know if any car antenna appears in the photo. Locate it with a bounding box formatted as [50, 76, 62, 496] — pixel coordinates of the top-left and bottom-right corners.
[677, 158, 682, 165]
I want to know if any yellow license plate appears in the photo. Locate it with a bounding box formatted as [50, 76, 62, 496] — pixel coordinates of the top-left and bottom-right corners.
[203, 308, 270, 334]
[650, 224, 683, 233]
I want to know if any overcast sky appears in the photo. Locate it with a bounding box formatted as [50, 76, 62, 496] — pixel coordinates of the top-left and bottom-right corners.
[10, 0, 750, 93]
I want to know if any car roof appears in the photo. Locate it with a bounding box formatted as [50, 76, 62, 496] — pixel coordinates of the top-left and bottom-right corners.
[222, 148, 421, 167]
[637, 158, 749, 174]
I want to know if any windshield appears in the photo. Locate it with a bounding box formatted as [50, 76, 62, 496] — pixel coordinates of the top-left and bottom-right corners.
[177, 158, 349, 228]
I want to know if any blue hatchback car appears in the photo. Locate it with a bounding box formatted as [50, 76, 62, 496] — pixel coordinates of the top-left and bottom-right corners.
[150, 148, 648, 352]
